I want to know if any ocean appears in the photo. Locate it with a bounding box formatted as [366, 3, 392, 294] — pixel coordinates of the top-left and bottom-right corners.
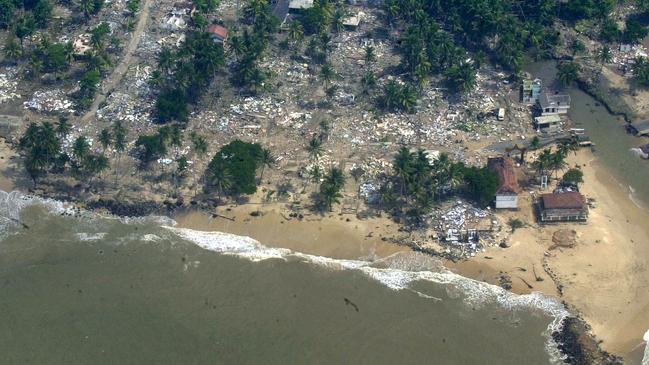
[0, 191, 566, 364]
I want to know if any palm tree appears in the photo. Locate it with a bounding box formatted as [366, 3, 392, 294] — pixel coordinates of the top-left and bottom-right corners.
[413, 51, 431, 90]
[112, 120, 127, 186]
[56, 116, 71, 138]
[288, 21, 304, 46]
[73, 135, 90, 162]
[364, 45, 376, 67]
[534, 148, 553, 180]
[306, 135, 323, 161]
[309, 165, 322, 185]
[557, 62, 580, 87]
[361, 71, 376, 95]
[157, 46, 175, 75]
[319, 63, 334, 89]
[64, 41, 75, 63]
[98, 128, 112, 152]
[597, 45, 612, 65]
[190, 132, 207, 193]
[208, 168, 233, 200]
[258, 148, 275, 181]
[399, 84, 417, 111]
[324, 166, 345, 189]
[319, 32, 333, 56]
[445, 61, 476, 93]
[319, 166, 346, 211]
[331, 7, 348, 33]
[558, 139, 579, 157]
[549, 151, 568, 179]
[393, 147, 413, 196]
[3, 39, 21, 61]
[168, 124, 183, 157]
[79, 0, 95, 18]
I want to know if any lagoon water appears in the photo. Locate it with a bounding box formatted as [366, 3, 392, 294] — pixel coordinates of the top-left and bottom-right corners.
[0, 192, 563, 364]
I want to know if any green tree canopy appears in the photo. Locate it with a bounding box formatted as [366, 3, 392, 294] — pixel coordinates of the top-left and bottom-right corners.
[17, 122, 63, 180]
[562, 168, 584, 186]
[462, 166, 498, 208]
[205, 140, 263, 195]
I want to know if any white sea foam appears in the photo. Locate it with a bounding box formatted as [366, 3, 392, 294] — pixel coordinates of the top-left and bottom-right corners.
[0, 190, 81, 237]
[76, 232, 108, 241]
[166, 225, 570, 364]
[0, 191, 570, 363]
[642, 329, 649, 365]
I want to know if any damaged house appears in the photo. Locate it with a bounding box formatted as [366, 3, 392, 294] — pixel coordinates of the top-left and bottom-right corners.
[488, 156, 520, 209]
[539, 192, 588, 223]
[521, 78, 541, 104]
[539, 92, 571, 115]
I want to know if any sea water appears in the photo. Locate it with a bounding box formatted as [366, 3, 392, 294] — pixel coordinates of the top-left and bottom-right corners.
[0, 191, 565, 364]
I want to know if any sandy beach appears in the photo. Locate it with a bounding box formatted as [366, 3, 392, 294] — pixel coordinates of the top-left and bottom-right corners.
[174, 149, 649, 358]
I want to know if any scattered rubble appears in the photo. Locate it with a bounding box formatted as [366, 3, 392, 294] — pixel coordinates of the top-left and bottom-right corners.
[0, 68, 20, 104]
[24, 90, 75, 114]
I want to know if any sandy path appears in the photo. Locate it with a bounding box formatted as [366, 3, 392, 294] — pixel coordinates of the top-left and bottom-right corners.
[80, 0, 154, 124]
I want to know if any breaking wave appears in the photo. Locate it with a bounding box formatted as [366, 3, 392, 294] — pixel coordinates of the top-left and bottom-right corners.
[0, 190, 571, 364]
[167, 226, 570, 364]
[642, 329, 649, 365]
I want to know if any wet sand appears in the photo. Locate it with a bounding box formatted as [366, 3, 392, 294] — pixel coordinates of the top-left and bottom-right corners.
[175, 149, 649, 358]
[174, 203, 410, 260]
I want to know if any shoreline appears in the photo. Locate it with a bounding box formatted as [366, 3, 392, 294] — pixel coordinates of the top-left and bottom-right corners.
[2, 131, 647, 361]
[170, 148, 649, 361]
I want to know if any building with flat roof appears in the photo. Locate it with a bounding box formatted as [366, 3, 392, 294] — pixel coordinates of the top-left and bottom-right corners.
[288, 0, 313, 12]
[534, 115, 561, 133]
[539, 93, 571, 115]
[522, 78, 541, 104]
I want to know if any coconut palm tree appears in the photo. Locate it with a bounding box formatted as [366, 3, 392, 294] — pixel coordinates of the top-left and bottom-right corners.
[549, 151, 568, 179]
[557, 62, 580, 87]
[534, 148, 553, 180]
[331, 7, 348, 33]
[3, 39, 21, 61]
[73, 135, 90, 162]
[208, 167, 233, 200]
[393, 147, 413, 196]
[306, 135, 323, 161]
[288, 21, 304, 46]
[190, 132, 207, 194]
[319, 63, 334, 89]
[597, 45, 612, 65]
[364, 45, 376, 67]
[79, 0, 95, 19]
[157, 46, 175, 75]
[258, 148, 275, 181]
[112, 120, 127, 186]
[55, 116, 71, 138]
[98, 128, 112, 152]
[319, 166, 345, 211]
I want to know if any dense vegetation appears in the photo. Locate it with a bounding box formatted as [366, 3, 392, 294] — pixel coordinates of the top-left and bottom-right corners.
[205, 140, 266, 196]
[376, 148, 498, 222]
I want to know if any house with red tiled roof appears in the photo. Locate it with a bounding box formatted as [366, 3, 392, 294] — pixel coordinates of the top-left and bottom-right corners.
[488, 156, 520, 209]
[539, 191, 588, 223]
[207, 24, 228, 43]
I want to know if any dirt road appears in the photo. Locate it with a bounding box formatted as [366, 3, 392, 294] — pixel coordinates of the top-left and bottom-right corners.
[80, 0, 154, 124]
